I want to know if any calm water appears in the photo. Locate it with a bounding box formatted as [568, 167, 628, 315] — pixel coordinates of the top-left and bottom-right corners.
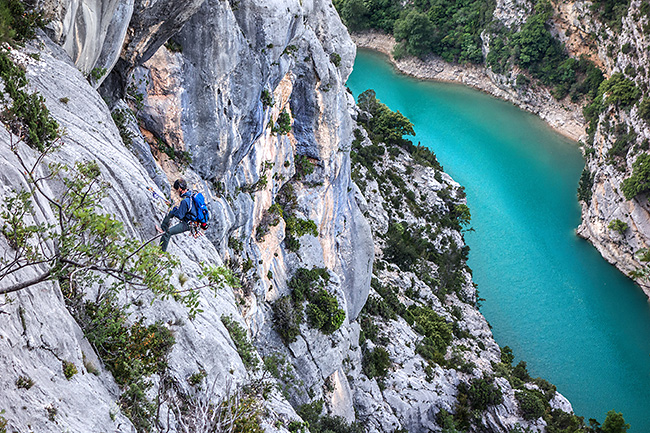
[348, 49, 650, 430]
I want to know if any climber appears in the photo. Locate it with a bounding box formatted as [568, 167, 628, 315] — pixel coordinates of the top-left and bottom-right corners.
[157, 178, 193, 252]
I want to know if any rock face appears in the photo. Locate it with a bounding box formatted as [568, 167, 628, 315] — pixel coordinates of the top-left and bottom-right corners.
[0, 0, 579, 432]
[567, 0, 650, 298]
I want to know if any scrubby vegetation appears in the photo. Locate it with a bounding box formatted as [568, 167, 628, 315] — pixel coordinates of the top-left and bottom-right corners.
[273, 268, 345, 344]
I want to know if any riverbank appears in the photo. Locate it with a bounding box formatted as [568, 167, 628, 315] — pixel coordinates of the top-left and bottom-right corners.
[351, 31, 587, 142]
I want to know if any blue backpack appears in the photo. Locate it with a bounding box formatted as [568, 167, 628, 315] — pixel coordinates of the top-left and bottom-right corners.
[189, 191, 210, 227]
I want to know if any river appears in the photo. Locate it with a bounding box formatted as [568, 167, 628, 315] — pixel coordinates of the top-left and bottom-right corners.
[347, 49, 650, 430]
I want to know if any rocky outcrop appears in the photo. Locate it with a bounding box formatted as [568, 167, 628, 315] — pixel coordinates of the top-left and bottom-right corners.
[570, 0, 650, 297]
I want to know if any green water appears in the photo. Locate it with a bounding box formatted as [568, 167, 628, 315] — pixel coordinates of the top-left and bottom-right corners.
[348, 49, 650, 430]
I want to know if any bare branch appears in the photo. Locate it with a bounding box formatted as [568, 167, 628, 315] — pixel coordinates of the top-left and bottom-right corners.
[0, 268, 52, 295]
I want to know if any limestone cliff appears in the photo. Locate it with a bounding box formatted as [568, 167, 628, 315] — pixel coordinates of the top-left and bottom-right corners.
[0, 0, 578, 432]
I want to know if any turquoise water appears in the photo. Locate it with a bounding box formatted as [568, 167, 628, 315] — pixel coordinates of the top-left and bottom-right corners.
[348, 49, 650, 430]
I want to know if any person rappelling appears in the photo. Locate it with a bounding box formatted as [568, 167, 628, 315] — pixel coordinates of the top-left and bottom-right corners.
[156, 178, 210, 252]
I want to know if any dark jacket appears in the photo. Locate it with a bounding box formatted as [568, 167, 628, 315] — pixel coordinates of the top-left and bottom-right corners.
[169, 190, 196, 222]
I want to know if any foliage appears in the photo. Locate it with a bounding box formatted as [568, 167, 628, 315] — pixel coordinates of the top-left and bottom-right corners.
[358, 90, 415, 146]
[273, 109, 292, 135]
[590, 0, 631, 29]
[0, 0, 46, 44]
[638, 98, 650, 123]
[272, 296, 303, 344]
[406, 304, 453, 365]
[16, 375, 34, 389]
[89, 67, 107, 82]
[516, 389, 546, 420]
[601, 410, 630, 433]
[305, 288, 346, 334]
[393, 9, 436, 59]
[221, 315, 259, 370]
[330, 52, 342, 67]
[608, 219, 628, 235]
[0, 50, 60, 152]
[297, 400, 364, 433]
[164, 39, 183, 53]
[465, 377, 503, 411]
[294, 154, 316, 180]
[81, 297, 174, 431]
[62, 360, 78, 379]
[621, 153, 650, 200]
[261, 89, 273, 107]
[155, 138, 192, 167]
[111, 109, 136, 147]
[165, 379, 264, 433]
[577, 167, 594, 203]
[361, 346, 391, 379]
[273, 268, 344, 342]
[599, 73, 640, 108]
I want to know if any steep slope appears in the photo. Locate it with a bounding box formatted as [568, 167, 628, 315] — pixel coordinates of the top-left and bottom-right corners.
[0, 0, 590, 432]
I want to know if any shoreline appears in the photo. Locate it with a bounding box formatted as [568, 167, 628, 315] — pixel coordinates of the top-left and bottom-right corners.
[351, 31, 587, 143]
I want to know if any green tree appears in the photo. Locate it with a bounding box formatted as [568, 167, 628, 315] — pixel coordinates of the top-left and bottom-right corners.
[621, 153, 650, 200]
[608, 219, 628, 234]
[394, 9, 435, 58]
[601, 410, 630, 433]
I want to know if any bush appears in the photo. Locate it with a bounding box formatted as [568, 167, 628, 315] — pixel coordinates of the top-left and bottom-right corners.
[362, 346, 391, 379]
[273, 109, 292, 135]
[305, 289, 345, 334]
[515, 389, 546, 420]
[0, 0, 46, 44]
[608, 219, 628, 234]
[622, 153, 650, 199]
[62, 360, 78, 379]
[221, 315, 259, 370]
[0, 50, 60, 151]
[600, 73, 640, 108]
[407, 305, 453, 364]
[272, 296, 303, 344]
[638, 98, 650, 122]
[577, 167, 594, 203]
[466, 377, 503, 411]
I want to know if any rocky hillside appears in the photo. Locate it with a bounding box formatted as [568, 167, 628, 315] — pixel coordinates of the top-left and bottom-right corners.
[348, 0, 650, 298]
[0, 0, 606, 432]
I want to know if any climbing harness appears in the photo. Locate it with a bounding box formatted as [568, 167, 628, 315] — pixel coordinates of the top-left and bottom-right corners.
[188, 221, 207, 238]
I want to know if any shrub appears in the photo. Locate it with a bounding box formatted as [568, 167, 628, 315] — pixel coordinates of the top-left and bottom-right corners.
[221, 315, 259, 370]
[273, 296, 303, 344]
[295, 154, 316, 179]
[362, 346, 391, 379]
[622, 153, 650, 199]
[608, 219, 628, 234]
[305, 289, 345, 334]
[601, 410, 630, 433]
[466, 377, 503, 411]
[0, 50, 60, 151]
[16, 375, 34, 389]
[111, 109, 136, 147]
[638, 98, 650, 122]
[0, 0, 46, 44]
[273, 109, 292, 135]
[330, 52, 341, 67]
[600, 73, 640, 108]
[577, 167, 594, 203]
[62, 360, 78, 379]
[261, 89, 273, 107]
[515, 389, 546, 420]
[407, 305, 453, 364]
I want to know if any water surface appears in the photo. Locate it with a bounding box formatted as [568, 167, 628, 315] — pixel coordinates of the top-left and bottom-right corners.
[348, 49, 650, 430]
